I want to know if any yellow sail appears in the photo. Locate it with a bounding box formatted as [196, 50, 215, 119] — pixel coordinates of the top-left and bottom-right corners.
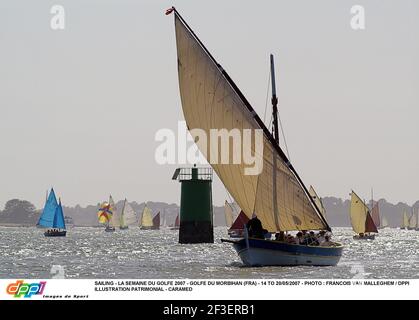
[350, 191, 369, 234]
[309, 186, 327, 220]
[140, 205, 153, 228]
[173, 12, 328, 232]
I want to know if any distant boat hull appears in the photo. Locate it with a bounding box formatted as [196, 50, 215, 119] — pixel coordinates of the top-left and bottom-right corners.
[105, 226, 115, 232]
[222, 238, 343, 267]
[140, 226, 159, 230]
[44, 230, 66, 237]
[119, 226, 129, 230]
[353, 234, 375, 240]
[170, 227, 180, 230]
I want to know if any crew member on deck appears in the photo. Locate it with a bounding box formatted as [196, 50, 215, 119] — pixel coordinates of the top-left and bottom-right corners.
[246, 213, 265, 239]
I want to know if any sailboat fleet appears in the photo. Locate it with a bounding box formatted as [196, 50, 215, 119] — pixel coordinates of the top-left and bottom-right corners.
[96, 198, 163, 232]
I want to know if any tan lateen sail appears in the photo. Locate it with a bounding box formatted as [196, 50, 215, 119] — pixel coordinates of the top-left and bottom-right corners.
[173, 10, 328, 232]
[309, 186, 327, 220]
[140, 205, 153, 229]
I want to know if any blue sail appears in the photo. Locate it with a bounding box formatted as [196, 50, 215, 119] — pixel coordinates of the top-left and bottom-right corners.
[37, 188, 58, 228]
[53, 200, 66, 229]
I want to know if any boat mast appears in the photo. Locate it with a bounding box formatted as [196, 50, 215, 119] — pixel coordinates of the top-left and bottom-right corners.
[270, 54, 280, 231]
[270, 54, 279, 145]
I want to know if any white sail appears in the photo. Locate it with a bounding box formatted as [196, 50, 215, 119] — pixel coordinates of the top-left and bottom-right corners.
[224, 201, 234, 228]
[402, 211, 409, 228]
[109, 195, 119, 228]
[309, 186, 327, 220]
[409, 212, 417, 229]
[173, 12, 328, 232]
[381, 216, 389, 228]
[120, 199, 137, 227]
[350, 191, 369, 234]
[140, 205, 153, 228]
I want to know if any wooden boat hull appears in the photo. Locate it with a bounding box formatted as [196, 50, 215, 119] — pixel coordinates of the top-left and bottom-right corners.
[353, 234, 375, 240]
[119, 226, 129, 230]
[105, 227, 115, 232]
[222, 238, 343, 267]
[44, 230, 66, 237]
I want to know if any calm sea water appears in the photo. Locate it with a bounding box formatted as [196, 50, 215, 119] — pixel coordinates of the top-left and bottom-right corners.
[0, 226, 418, 279]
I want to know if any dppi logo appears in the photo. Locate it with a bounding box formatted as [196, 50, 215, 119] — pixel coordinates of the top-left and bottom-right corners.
[6, 280, 46, 298]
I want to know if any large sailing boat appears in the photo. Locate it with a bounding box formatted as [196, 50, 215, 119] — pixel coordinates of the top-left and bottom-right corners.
[168, 7, 343, 266]
[97, 195, 116, 232]
[37, 188, 67, 237]
[350, 191, 378, 240]
[119, 198, 137, 230]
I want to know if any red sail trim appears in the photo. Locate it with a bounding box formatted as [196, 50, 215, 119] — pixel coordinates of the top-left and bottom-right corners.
[229, 211, 250, 231]
[365, 211, 378, 233]
[175, 214, 180, 227]
[153, 212, 160, 228]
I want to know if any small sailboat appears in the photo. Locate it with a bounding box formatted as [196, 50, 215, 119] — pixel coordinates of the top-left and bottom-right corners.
[408, 210, 417, 230]
[380, 216, 389, 229]
[97, 195, 116, 232]
[350, 191, 378, 240]
[168, 7, 343, 266]
[400, 211, 409, 230]
[416, 210, 419, 231]
[38, 188, 67, 237]
[228, 211, 250, 238]
[139, 204, 154, 230]
[119, 199, 137, 230]
[170, 214, 180, 230]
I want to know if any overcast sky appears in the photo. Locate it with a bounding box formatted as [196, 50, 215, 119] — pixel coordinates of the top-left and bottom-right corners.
[0, 0, 418, 209]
